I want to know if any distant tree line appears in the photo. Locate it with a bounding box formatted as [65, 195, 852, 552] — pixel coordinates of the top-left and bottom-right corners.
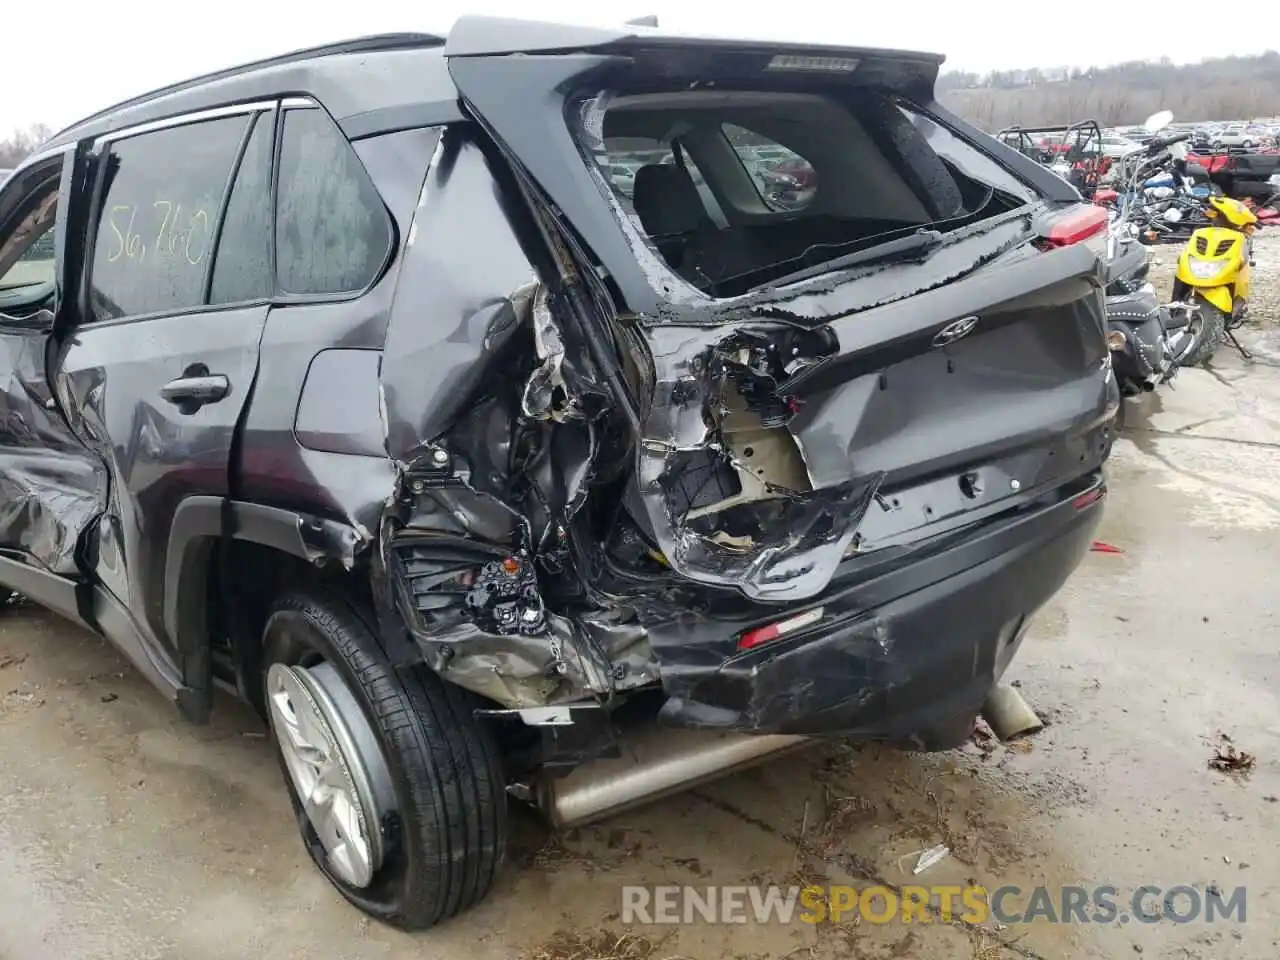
[939, 52, 1280, 130]
[0, 125, 53, 169]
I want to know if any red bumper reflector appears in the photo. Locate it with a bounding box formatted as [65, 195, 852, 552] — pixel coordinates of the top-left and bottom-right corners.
[1072, 487, 1106, 510]
[738, 607, 825, 651]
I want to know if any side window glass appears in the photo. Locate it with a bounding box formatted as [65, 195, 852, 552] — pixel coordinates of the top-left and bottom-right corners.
[89, 116, 249, 321]
[209, 113, 274, 305]
[0, 179, 58, 293]
[722, 123, 818, 212]
[0, 221, 56, 292]
[275, 108, 391, 296]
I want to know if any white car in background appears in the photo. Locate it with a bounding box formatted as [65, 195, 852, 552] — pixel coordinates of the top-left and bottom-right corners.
[604, 162, 638, 196]
[1099, 134, 1143, 159]
[1215, 125, 1260, 149]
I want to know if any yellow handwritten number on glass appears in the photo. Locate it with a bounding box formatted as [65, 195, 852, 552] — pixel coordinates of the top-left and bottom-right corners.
[153, 200, 173, 258]
[107, 201, 207, 267]
[184, 209, 210, 266]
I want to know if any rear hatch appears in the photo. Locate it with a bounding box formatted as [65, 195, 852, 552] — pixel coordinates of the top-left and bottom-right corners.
[445, 18, 1115, 603]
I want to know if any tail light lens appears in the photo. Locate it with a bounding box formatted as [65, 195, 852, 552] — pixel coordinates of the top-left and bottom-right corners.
[1038, 205, 1109, 256]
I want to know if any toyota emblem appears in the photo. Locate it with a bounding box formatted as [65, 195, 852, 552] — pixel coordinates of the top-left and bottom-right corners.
[932, 315, 979, 348]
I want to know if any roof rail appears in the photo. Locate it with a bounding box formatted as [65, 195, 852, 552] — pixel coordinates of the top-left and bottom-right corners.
[50, 32, 446, 142]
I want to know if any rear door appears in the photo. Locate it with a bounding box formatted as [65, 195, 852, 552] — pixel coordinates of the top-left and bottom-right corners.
[52, 106, 275, 671]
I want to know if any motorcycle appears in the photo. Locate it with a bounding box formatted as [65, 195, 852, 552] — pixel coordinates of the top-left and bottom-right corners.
[1105, 110, 1205, 405]
[1171, 188, 1259, 364]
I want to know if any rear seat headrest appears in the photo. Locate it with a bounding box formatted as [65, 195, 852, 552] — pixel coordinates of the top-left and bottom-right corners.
[631, 164, 713, 238]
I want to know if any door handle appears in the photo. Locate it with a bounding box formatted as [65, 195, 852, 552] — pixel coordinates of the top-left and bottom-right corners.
[160, 373, 230, 409]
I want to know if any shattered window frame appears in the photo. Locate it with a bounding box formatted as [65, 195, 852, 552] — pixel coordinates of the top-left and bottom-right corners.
[568, 86, 1037, 302]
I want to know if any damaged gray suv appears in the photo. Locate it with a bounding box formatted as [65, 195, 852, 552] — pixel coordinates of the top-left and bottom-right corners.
[0, 17, 1115, 928]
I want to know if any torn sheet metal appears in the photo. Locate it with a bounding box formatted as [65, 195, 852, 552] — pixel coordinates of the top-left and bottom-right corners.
[380, 128, 538, 474]
[376, 126, 655, 709]
[626, 321, 886, 604]
[387, 538, 627, 707]
[0, 326, 106, 575]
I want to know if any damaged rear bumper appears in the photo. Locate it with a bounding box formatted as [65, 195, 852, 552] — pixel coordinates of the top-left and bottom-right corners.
[649, 472, 1105, 738]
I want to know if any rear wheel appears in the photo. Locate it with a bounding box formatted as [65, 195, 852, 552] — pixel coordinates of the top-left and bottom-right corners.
[263, 590, 507, 930]
[1183, 297, 1225, 367]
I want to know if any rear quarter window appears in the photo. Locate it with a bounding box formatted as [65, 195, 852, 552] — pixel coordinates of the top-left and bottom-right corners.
[722, 123, 818, 213]
[275, 107, 393, 296]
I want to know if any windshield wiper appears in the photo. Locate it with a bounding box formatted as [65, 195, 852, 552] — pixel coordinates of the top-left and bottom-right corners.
[762, 228, 945, 290]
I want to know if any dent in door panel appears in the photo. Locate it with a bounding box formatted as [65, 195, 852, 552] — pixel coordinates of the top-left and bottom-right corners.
[0, 327, 106, 574]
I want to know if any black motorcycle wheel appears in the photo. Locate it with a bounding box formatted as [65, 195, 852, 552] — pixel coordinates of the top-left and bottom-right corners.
[1183, 298, 1225, 367]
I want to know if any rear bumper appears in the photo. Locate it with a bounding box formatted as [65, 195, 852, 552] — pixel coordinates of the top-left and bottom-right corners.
[652, 473, 1105, 741]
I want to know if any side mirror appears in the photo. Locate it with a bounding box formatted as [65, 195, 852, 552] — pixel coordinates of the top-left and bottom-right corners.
[1144, 110, 1174, 134]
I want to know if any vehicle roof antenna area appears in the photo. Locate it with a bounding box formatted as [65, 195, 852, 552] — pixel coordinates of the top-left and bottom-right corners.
[625, 14, 659, 26]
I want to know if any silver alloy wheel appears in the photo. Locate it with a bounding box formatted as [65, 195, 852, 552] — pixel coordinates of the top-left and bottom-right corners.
[266, 661, 397, 888]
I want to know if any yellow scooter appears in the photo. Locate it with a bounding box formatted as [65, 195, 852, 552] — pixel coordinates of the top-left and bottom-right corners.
[1172, 194, 1257, 364]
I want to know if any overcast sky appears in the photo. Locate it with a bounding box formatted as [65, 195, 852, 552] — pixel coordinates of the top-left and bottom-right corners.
[5, 0, 1274, 132]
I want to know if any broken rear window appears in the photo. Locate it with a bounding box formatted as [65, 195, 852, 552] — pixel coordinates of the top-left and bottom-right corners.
[576, 87, 1033, 299]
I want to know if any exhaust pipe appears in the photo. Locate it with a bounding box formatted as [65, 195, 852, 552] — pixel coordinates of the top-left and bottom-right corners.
[536, 727, 810, 828]
[981, 683, 1044, 741]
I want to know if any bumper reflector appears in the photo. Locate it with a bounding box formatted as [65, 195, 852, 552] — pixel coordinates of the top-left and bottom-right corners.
[738, 607, 825, 651]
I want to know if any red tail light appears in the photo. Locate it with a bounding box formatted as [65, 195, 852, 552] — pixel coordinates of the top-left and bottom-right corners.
[1040, 205, 1109, 249]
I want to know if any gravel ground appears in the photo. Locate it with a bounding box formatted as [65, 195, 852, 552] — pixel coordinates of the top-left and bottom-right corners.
[1143, 227, 1280, 325]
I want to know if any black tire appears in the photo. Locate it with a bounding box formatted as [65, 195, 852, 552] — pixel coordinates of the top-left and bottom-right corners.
[263, 591, 507, 930]
[1184, 297, 1225, 367]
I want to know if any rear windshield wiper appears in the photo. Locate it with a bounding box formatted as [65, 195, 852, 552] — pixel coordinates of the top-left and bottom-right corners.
[762, 227, 945, 290]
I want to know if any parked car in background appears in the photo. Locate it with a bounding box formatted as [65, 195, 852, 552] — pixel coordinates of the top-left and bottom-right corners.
[1215, 124, 1260, 148]
[1099, 133, 1142, 159]
[605, 162, 637, 196]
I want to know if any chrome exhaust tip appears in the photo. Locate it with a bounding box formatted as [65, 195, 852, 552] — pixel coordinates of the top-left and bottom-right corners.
[981, 683, 1044, 741]
[535, 727, 811, 829]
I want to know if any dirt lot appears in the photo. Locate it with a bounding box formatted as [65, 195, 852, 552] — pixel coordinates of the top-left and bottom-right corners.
[3, 243, 1280, 959]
